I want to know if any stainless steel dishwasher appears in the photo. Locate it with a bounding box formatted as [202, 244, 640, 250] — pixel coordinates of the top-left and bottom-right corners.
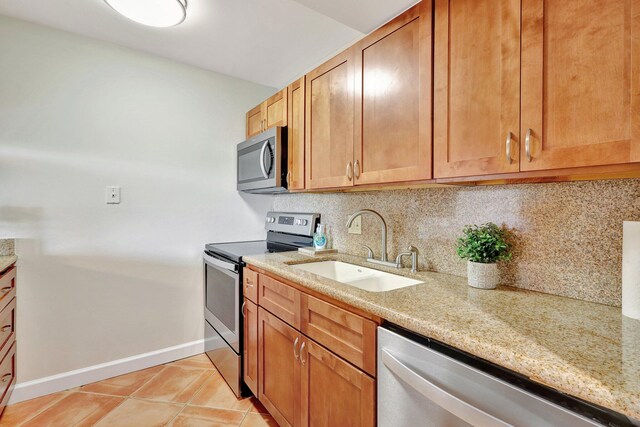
[378, 325, 637, 427]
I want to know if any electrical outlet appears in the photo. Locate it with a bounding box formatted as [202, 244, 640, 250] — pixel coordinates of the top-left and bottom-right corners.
[106, 186, 121, 204]
[348, 215, 361, 234]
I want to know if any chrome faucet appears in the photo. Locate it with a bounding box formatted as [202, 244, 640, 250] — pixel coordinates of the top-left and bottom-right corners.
[346, 209, 397, 268]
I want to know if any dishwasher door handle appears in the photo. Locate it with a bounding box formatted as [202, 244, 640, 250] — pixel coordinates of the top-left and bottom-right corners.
[381, 349, 512, 427]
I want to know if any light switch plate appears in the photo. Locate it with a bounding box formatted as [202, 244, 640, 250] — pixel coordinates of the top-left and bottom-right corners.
[348, 215, 361, 234]
[106, 186, 121, 204]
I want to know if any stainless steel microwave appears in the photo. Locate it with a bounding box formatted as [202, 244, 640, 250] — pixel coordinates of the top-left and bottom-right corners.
[237, 127, 288, 194]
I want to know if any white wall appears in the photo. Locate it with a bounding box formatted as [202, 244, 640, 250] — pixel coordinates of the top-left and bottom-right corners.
[0, 16, 275, 384]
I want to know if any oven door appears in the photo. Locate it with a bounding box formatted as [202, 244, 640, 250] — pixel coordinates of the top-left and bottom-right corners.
[237, 127, 284, 192]
[203, 252, 241, 353]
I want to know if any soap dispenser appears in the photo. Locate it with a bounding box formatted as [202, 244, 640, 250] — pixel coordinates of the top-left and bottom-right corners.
[313, 224, 327, 250]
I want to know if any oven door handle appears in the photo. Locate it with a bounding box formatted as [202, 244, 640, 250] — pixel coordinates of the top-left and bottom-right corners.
[203, 253, 238, 273]
[259, 140, 271, 179]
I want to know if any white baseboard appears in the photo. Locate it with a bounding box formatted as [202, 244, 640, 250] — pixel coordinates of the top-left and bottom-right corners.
[8, 339, 205, 405]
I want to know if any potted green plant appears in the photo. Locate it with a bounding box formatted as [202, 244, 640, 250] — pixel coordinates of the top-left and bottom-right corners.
[456, 223, 512, 289]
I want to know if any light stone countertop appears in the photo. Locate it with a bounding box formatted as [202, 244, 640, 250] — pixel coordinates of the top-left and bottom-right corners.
[0, 256, 17, 274]
[243, 251, 640, 421]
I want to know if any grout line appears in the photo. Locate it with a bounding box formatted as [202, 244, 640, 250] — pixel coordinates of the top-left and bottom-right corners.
[12, 390, 73, 427]
[89, 395, 129, 426]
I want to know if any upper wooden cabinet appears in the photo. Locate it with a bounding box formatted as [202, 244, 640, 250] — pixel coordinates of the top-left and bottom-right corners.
[287, 77, 306, 190]
[246, 88, 288, 138]
[354, 1, 433, 185]
[305, 48, 356, 190]
[520, 0, 640, 170]
[434, 0, 521, 178]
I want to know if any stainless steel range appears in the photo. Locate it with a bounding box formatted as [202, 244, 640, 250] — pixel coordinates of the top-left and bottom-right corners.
[203, 211, 320, 397]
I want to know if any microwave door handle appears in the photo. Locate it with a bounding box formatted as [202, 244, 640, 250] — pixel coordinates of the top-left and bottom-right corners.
[259, 140, 270, 179]
[381, 349, 511, 427]
[203, 253, 237, 272]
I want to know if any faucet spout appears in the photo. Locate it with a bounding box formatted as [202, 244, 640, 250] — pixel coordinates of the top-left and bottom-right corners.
[346, 209, 388, 262]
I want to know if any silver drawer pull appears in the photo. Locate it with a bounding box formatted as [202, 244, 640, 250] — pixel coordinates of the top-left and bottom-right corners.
[293, 337, 300, 360]
[245, 279, 254, 288]
[1, 325, 10, 333]
[525, 128, 532, 162]
[1, 373, 11, 383]
[0, 287, 11, 294]
[300, 341, 306, 365]
[505, 132, 512, 164]
[354, 160, 360, 178]
[381, 349, 511, 427]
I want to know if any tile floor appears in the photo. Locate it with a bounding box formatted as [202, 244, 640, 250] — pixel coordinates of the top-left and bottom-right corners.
[0, 354, 277, 426]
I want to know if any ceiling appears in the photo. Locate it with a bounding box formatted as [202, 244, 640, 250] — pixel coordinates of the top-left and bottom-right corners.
[0, 0, 418, 88]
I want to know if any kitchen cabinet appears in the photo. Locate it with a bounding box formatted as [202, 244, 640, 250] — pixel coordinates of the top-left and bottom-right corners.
[305, 48, 356, 190]
[246, 88, 288, 138]
[243, 298, 259, 396]
[243, 268, 258, 304]
[258, 308, 301, 427]
[300, 339, 375, 427]
[287, 77, 306, 190]
[249, 267, 378, 427]
[520, 0, 640, 171]
[354, 1, 433, 185]
[0, 264, 16, 415]
[434, 0, 521, 178]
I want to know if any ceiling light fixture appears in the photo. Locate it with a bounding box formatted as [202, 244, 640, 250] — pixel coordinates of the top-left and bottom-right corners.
[104, 0, 187, 28]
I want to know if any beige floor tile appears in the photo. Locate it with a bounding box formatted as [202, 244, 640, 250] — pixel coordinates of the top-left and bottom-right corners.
[132, 366, 211, 403]
[168, 406, 246, 427]
[80, 365, 164, 397]
[0, 391, 70, 426]
[20, 392, 123, 427]
[94, 398, 182, 427]
[240, 413, 278, 427]
[246, 398, 269, 414]
[189, 375, 253, 412]
[166, 354, 216, 370]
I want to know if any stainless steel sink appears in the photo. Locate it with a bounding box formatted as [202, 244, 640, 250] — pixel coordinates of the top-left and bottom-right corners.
[293, 261, 422, 292]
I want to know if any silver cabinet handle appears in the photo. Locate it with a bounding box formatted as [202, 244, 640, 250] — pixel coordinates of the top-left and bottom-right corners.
[1, 325, 11, 333]
[1, 373, 11, 383]
[505, 132, 512, 164]
[245, 278, 254, 288]
[354, 159, 360, 178]
[346, 161, 353, 181]
[381, 349, 511, 427]
[0, 287, 11, 294]
[300, 341, 306, 365]
[293, 337, 300, 360]
[286, 171, 291, 186]
[525, 128, 532, 162]
[241, 302, 246, 318]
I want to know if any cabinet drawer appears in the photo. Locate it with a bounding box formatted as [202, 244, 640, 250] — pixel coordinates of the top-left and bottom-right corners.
[0, 298, 15, 354]
[301, 294, 376, 376]
[243, 268, 258, 303]
[258, 274, 301, 330]
[0, 267, 16, 307]
[0, 340, 16, 411]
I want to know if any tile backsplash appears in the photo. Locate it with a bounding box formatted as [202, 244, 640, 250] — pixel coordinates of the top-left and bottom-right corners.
[274, 179, 640, 307]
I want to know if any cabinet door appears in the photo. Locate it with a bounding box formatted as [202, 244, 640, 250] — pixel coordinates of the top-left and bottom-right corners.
[258, 308, 301, 427]
[521, 0, 640, 170]
[305, 49, 356, 189]
[265, 89, 288, 129]
[287, 77, 306, 190]
[243, 298, 258, 396]
[434, 0, 521, 178]
[246, 104, 264, 138]
[300, 339, 375, 427]
[354, 1, 432, 185]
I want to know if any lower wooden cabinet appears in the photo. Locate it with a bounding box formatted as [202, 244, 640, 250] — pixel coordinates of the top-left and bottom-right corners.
[258, 308, 301, 427]
[247, 268, 377, 427]
[243, 298, 259, 396]
[300, 339, 375, 427]
[0, 264, 16, 416]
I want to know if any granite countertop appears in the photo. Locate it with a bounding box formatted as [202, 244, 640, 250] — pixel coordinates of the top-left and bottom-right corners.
[0, 256, 17, 274]
[244, 251, 640, 421]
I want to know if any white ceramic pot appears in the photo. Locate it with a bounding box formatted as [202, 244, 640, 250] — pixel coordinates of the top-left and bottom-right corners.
[467, 261, 499, 289]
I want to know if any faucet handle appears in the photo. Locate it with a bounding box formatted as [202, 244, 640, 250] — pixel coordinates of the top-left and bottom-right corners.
[360, 245, 374, 259]
[407, 245, 418, 253]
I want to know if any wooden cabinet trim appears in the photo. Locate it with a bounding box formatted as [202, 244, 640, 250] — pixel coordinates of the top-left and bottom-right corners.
[248, 266, 382, 324]
[354, 1, 433, 185]
[301, 294, 377, 376]
[258, 274, 302, 330]
[243, 298, 259, 396]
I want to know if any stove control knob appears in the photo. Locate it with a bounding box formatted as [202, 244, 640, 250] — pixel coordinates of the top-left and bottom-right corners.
[301, 219, 308, 226]
[267, 217, 276, 223]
